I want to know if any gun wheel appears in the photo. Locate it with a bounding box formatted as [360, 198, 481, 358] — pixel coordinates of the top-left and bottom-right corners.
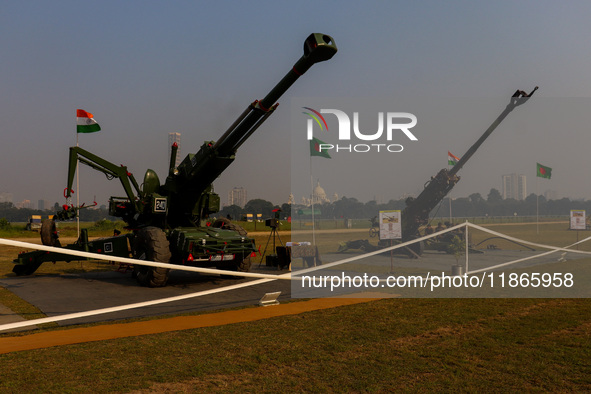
[236, 255, 252, 272]
[40, 219, 61, 247]
[211, 217, 248, 236]
[132, 227, 171, 287]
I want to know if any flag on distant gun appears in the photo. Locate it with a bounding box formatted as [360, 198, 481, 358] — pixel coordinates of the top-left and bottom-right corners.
[448, 151, 460, 166]
[310, 137, 331, 159]
[76, 109, 101, 133]
[536, 162, 552, 179]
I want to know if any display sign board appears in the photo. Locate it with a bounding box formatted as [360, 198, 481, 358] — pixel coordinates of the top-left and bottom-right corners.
[570, 210, 586, 230]
[379, 210, 401, 240]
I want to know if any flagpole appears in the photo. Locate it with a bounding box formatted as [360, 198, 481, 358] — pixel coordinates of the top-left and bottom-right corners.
[449, 193, 452, 222]
[74, 109, 101, 239]
[76, 131, 80, 238]
[310, 154, 316, 245]
[536, 175, 539, 235]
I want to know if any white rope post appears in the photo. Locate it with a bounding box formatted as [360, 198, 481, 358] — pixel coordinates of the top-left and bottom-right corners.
[464, 221, 469, 274]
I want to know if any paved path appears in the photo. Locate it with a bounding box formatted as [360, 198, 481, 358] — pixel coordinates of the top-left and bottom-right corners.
[0, 297, 376, 354]
[0, 304, 33, 333]
[0, 267, 295, 326]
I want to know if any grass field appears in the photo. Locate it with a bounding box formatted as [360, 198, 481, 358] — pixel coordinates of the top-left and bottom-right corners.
[0, 298, 589, 392]
[0, 222, 590, 392]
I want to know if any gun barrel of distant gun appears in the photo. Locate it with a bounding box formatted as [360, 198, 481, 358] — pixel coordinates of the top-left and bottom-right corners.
[448, 86, 538, 177]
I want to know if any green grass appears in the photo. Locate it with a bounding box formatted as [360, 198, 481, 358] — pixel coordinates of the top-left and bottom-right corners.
[0, 286, 46, 321]
[0, 221, 590, 391]
[0, 220, 130, 239]
[0, 298, 590, 392]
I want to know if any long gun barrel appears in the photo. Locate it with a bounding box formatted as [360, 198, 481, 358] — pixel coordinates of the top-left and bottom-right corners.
[448, 86, 538, 177]
[401, 86, 538, 242]
[213, 33, 338, 157]
[166, 34, 337, 226]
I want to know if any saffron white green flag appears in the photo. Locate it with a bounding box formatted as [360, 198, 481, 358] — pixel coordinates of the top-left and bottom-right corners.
[448, 151, 460, 166]
[76, 109, 101, 133]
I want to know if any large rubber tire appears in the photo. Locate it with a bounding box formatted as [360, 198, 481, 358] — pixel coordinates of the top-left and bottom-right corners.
[40, 219, 61, 247]
[211, 217, 248, 237]
[236, 255, 252, 272]
[132, 227, 171, 287]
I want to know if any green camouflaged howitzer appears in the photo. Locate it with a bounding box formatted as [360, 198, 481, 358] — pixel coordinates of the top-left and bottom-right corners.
[13, 33, 338, 286]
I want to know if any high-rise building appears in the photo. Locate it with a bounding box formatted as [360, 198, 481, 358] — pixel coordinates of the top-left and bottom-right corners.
[38, 199, 51, 210]
[228, 187, 247, 208]
[168, 132, 181, 169]
[502, 173, 527, 200]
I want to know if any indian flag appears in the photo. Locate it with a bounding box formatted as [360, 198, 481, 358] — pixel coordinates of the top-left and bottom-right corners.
[76, 109, 101, 133]
[448, 151, 460, 166]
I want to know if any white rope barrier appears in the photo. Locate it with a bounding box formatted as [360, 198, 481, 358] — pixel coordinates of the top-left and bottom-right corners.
[0, 223, 467, 282]
[1, 222, 589, 332]
[0, 238, 294, 332]
[465, 222, 591, 275]
[0, 278, 275, 332]
[0, 236, 307, 333]
[1, 238, 291, 280]
[466, 222, 591, 256]
[0, 227, 467, 332]
[291, 222, 469, 276]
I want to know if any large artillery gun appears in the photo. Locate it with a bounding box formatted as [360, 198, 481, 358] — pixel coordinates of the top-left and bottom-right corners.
[12, 33, 338, 286]
[401, 86, 538, 255]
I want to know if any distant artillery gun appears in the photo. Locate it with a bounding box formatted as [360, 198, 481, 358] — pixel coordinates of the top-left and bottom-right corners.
[399, 86, 538, 256]
[340, 87, 538, 256]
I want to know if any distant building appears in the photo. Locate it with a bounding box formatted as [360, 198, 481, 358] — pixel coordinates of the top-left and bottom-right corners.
[38, 199, 51, 210]
[299, 180, 339, 206]
[228, 187, 247, 208]
[312, 180, 331, 205]
[168, 132, 181, 169]
[502, 174, 527, 200]
[16, 199, 32, 209]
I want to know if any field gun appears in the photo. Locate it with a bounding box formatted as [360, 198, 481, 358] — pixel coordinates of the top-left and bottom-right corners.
[401, 86, 538, 254]
[13, 33, 338, 286]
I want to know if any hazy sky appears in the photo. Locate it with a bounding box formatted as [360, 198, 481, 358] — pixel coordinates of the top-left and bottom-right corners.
[2, 1, 591, 209]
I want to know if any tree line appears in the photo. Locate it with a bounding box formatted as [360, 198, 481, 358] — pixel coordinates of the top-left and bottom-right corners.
[1, 188, 589, 224]
[221, 189, 590, 220]
[0, 202, 110, 223]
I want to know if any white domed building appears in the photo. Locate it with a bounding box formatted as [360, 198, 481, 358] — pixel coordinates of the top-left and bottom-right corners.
[313, 180, 331, 205]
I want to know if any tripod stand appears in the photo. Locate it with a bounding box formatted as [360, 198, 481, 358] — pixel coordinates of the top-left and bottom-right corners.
[259, 222, 284, 266]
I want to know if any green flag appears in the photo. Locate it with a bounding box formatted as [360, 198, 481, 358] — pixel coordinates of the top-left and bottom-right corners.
[536, 163, 552, 179]
[310, 137, 331, 159]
